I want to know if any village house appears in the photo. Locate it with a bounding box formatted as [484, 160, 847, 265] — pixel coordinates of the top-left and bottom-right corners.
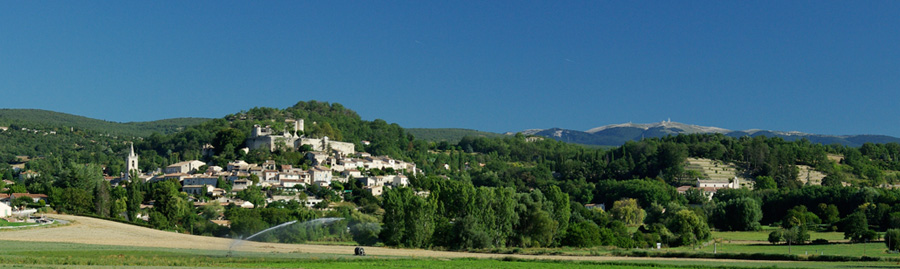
[306, 151, 330, 166]
[0, 202, 11, 218]
[18, 170, 40, 180]
[227, 160, 250, 172]
[364, 185, 383, 196]
[304, 197, 324, 208]
[182, 176, 219, 187]
[310, 166, 333, 185]
[677, 185, 719, 201]
[584, 203, 606, 211]
[183, 185, 214, 195]
[231, 179, 251, 191]
[281, 179, 305, 189]
[341, 169, 362, 178]
[165, 160, 206, 174]
[697, 177, 741, 189]
[210, 188, 226, 197]
[262, 160, 277, 170]
[278, 171, 305, 183]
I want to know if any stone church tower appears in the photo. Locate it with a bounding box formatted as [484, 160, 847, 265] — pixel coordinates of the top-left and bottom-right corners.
[125, 142, 140, 179]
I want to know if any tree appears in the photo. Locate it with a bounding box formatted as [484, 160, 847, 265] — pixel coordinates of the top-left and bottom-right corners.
[610, 198, 645, 226]
[94, 180, 111, 217]
[228, 208, 267, 238]
[52, 187, 93, 214]
[885, 229, 900, 251]
[216, 177, 232, 192]
[754, 176, 777, 190]
[683, 188, 708, 205]
[513, 190, 557, 248]
[817, 203, 840, 228]
[712, 197, 762, 231]
[200, 201, 224, 220]
[148, 211, 169, 229]
[351, 222, 382, 246]
[843, 210, 874, 243]
[768, 230, 783, 244]
[126, 177, 145, 222]
[781, 206, 815, 244]
[380, 187, 436, 248]
[666, 209, 710, 247]
[212, 128, 247, 156]
[150, 181, 191, 230]
[821, 173, 844, 187]
[237, 186, 266, 208]
[11, 196, 32, 208]
[543, 185, 570, 244]
[7, 184, 27, 194]
[562, 221, 602, 247]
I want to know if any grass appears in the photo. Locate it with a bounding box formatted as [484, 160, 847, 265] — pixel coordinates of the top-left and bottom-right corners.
[711, 226, 848, 242]
[0, 219, 35, 227]
[2, 239, 900, 268]
[684, 242, 897, 258]
[0, 240, 717, 268]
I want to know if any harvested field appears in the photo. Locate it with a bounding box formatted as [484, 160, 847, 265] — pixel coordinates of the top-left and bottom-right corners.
[797, 165, 826, 185]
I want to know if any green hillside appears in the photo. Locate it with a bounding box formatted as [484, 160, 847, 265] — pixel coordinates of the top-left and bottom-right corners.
[0, 109, 210, 137]
[407, 128, 504, 142]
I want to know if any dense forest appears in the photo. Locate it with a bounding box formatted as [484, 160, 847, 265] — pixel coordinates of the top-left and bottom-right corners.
[5, 101, 900, 251]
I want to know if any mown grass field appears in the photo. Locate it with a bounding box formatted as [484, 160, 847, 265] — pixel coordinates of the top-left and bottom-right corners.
[687, 242, 895, 258]
[3, 239, 900, 268]
[711, 226, 848, 242]
[0, 240, 716, 268]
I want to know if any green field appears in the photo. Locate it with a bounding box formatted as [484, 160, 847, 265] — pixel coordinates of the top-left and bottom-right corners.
[0, 240, 701, 268]
[0, 219, 35, 227]
[711, 226, 848, 242]
[686, 242, 896, 258]
[4, 240, 900, 268]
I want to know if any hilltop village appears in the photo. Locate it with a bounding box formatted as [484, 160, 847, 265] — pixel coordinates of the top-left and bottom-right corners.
[113, 119, 416, 214]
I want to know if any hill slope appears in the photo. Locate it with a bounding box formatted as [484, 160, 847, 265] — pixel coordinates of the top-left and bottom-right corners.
[0, 109, 210, 137]
[407, 128, 504, 143]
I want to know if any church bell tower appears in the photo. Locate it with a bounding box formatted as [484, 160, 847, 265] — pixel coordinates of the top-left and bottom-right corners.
[125, 142, 140, 179]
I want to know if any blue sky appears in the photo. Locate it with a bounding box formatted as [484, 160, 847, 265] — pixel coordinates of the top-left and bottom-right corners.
[2, 1, 899, 136]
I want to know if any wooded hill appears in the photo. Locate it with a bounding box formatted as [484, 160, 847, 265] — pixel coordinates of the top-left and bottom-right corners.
[406, 128, 504, 143]
[0, 109, 210, 137]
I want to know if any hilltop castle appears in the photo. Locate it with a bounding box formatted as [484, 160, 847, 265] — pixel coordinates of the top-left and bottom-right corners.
[246, 119, 355, 155]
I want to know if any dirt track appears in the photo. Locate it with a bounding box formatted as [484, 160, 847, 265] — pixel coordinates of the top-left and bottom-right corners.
[0, 214, 783, 264]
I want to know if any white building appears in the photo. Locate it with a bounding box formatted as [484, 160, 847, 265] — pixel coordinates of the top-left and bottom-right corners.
[697, 177, 741, 189]
[0, 202, 11, 218]
[165, 160, 206, 174]
[310, 166, 332, 184]
[304, 197, 324, 208]
[227, 160, 250, 172]
[183, 185, 214, 195]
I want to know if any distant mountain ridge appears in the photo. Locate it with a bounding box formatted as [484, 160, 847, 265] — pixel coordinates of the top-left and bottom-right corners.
[512, 121, 900, 147]
[0, 109, 210, 137]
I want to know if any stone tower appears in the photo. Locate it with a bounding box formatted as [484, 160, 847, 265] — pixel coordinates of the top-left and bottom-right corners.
[125, 142, 140, 179]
